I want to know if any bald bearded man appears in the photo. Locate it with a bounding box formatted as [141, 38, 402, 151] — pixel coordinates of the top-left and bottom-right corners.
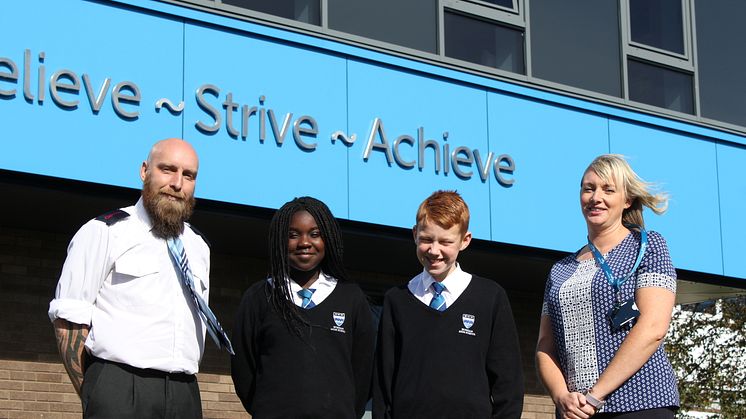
[49, 138, 231, 418]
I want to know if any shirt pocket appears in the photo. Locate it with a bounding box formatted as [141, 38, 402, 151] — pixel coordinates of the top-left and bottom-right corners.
[111, 253, 162, 307]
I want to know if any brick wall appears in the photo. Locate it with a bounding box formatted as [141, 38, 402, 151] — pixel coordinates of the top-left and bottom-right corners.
[0, 225, 553, 418]
[521, 395, 555, 419]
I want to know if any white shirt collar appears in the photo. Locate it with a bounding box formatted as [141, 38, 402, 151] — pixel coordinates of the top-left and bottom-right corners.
[134, 197, 154, 231]
[419, 264, 469, 294]
[408, 263, 472, 308]
[286, 271, 338, 307]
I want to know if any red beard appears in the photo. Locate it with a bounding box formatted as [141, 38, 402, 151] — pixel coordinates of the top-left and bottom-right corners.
[141, 177, 196, 239]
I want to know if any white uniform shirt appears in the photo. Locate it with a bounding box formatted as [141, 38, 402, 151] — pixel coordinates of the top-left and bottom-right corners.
[407, 264, 472, 308]
[48, 198, 210, 374]
[287, 271, 337, 307]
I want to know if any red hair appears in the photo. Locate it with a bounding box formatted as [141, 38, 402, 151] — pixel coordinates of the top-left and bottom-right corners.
[415, 190, 470, 235]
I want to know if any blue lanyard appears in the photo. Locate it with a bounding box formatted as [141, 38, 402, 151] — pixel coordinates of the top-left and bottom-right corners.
[587, 226, 648, 293]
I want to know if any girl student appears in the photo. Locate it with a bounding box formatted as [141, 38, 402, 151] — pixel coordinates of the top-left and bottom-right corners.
[231, 196, 375, 419]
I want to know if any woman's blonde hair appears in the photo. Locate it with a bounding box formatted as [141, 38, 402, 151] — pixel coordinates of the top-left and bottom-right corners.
[585, 154, 668, 228]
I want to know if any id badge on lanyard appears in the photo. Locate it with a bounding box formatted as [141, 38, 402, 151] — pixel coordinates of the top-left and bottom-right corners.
[587, 226, 648, 331]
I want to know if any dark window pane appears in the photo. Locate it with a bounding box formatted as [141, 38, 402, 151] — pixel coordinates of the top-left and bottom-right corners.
[444, 12, 525, 74]
[696, 0, 746, 127]
[630, 0, 684, 54]
[222, 0, 320, 25]
[628, 59, 693, 114]
[481, 0, 515, 9]
[328, 0, 436, 53]
[530, 0, 621, 97]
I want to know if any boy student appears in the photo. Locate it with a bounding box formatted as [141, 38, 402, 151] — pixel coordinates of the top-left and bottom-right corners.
[373, 190, 524, 419]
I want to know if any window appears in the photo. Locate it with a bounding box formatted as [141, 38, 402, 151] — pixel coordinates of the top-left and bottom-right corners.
[441, 0, 526, 75]
[483, 0, 515, 8]
[622, 0, 695, 114]
[221, 0, 320, 25]
[628, 59, 693, 114]
[530, 0, 621, 97]
[695, 0, 746, 127]
[629, 0, 685, 55]
[444, 11, 525, 74]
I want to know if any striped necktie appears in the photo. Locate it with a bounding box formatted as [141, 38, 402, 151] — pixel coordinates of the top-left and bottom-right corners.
[166, 237, 234, 355]
[298, 288, 316, 309]
[430, 281, 447, 311]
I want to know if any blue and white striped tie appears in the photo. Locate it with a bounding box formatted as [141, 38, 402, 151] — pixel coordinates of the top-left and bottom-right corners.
[166, 237, 234, 355]
[430, 282, 447, 311]
[298, 288, 316, 309]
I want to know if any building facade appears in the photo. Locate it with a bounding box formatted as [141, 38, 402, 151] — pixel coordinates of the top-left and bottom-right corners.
[1, 0, 745, 417]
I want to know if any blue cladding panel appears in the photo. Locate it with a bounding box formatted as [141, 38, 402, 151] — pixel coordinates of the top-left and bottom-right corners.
[488, 93, 609, 251]
[0, 0, 183, 189]
[182, 24, 349, 215]
[716, 144, 746, 278]
[346, 60, 492, 239]
[1, 0, 745, 281]
[609, 120, 722, 275]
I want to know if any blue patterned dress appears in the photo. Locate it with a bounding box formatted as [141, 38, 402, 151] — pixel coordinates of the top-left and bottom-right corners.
[542, 230, 679, 412]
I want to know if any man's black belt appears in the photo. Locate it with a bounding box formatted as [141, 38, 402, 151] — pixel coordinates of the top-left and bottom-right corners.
[89, 356, 196, 383]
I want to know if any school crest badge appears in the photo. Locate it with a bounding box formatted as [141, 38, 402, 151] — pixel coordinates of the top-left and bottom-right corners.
[331, 312, 347, 333]
[462, 314, 475, 329]
[459, 314, 476, 336]
[333, 312, 346, 326]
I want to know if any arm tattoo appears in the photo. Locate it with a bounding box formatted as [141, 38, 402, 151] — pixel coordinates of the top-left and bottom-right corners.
[53, 319, 90, 397]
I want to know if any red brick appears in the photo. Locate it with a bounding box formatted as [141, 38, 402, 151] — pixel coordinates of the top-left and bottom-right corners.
[217, 392, 241, 402]
[197, 373, 221, 383]
[48, 383, 74, 393]
[201, 392, 219, 401]
[24, 382, 51, 392]
[23, 401, 50, 411]
[216, 375, 234, 385]
[49, 402, 81, 413]
[202, 410, 250, 419]
[0, 399, 24, 410]
[9, 413, 57, 419]
[0, 381, 23, 391]
[36, 392, 65, 402]
[10, 371, 35, 381]
[61, 393, 80, 403]
[205, 401, 246, 412]
[0, 360, 25, 371]
[33, 363, 66, 373]
[8, 390, 36, 401]
[201, 383, 231, 393]
[36, 372, 63, 383]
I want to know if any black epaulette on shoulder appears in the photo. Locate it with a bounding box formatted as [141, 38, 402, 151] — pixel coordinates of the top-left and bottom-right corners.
[187, 223, 211, 248]
[95, 209, 130, 226]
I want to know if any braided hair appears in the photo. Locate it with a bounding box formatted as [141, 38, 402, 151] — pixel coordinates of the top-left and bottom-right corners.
[266, 196, 348, 333]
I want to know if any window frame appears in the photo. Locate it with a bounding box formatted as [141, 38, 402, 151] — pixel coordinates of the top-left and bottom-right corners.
[624, 0, 692, 63]
[620, 0, 699, 115]
[439, 0, 527, 77]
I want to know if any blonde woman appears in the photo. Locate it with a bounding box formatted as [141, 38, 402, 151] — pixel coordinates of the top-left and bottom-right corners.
[536, 155, 678, 419]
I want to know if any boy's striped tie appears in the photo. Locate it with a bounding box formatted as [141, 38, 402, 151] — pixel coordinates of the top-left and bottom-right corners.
[430, 282, 447, 311]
